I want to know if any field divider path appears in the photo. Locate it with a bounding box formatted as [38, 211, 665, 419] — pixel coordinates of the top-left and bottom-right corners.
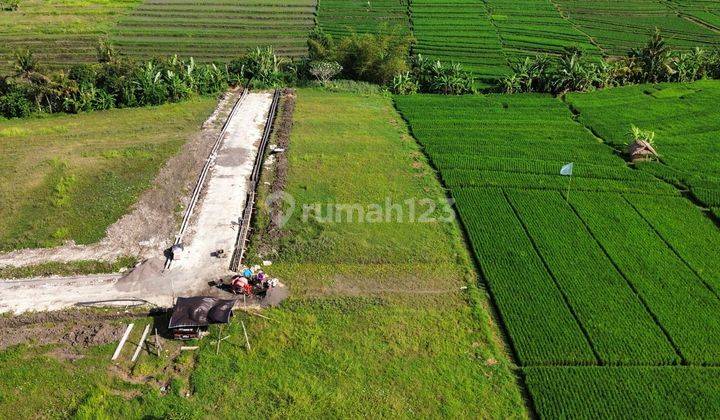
[171, 91, 273, 276]
[229, 89, 280, 271]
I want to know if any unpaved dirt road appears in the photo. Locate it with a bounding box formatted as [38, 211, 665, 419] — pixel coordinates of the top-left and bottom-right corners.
[0, 92, 273, 314]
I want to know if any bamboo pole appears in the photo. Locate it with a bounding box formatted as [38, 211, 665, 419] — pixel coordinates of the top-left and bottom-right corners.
[241, 320, 251, 351]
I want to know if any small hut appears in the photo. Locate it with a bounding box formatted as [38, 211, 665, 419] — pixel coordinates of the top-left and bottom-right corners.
[168, 297, 235, 340]
[627, 139, 659, 162]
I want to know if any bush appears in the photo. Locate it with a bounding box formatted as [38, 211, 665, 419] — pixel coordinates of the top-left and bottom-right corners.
[391, 72, 418, 94]
[13, 49, 38, 76]
[69, 63, 98, 87]
[0, 90, 33, 118]
[335, 31, 411, 85]
[230, 46, 287, 87]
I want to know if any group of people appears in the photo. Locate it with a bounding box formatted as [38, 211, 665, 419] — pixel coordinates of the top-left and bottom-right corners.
[227, 266, 278, 296]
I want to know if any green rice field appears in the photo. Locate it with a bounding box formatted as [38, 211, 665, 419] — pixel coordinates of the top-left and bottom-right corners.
[553, 0, 720, 56]
[318, 0, 410, 37]
[410, 0, 509, 81]
[0, 0, 141, 72]
[111, 0, 316, 61]
[566, 80, 720, 213]
[394, 80, 720, 416]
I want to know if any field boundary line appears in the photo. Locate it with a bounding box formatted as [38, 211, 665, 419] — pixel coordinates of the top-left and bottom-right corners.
[621, 194, 720, 302]
[562, 191, 687, 365]
[480, 0, 512, 68]
[548, 0, 607, 55]
[501, 189, 603, 365]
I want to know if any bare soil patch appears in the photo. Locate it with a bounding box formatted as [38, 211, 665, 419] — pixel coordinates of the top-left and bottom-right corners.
[0, 308, 146, 350]
[255, 89, 296, 257]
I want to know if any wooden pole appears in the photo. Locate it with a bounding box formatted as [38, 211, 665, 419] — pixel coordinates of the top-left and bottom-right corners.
[154, 328, 162, 357]
[131, 324, 151, 362]
[112, 323, 134, 361]
[241, 320, 251, 351]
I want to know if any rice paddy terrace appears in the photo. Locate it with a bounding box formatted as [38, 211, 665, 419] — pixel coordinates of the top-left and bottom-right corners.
[317, 0, 410, 37]
[2, 1, 720, 77]
[321, 0, 720, 82]
[0, 0, 141, 72]
[394, 79, 720, 417]
[111, 0, 316, 62]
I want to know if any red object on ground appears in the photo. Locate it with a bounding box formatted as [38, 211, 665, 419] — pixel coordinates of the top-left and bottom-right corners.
[242, 284, 253, 295]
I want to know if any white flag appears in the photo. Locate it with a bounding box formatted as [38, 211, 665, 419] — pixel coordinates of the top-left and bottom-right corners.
[560, 162, 574, 176]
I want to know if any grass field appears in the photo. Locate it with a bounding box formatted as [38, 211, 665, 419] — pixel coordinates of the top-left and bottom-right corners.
[395, 90, 720, 416]
[111, 0, 316, 61]
[0, 88, 528, 417]
[0, 97, 216, 251]
[318, 0, 410, 37]
[0, 0, 141, 72]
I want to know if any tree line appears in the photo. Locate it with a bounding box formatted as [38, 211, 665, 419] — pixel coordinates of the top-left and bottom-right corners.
[502, 30, 720, 94]
[3, 29, 720, 119]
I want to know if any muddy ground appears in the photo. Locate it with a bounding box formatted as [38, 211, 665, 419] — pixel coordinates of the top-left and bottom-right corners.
[0, 308, 152, 351]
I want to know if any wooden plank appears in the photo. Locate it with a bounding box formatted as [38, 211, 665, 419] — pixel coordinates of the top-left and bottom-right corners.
[111, 323, 134, 361]
[131, 324, 151, 362]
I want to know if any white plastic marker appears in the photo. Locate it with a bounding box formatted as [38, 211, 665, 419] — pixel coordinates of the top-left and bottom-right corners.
[560, 162, 574, 201]
[112, 323, 134, 361]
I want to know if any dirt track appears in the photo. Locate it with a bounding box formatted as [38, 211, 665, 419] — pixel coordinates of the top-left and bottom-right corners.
[0, 92, 275, 314]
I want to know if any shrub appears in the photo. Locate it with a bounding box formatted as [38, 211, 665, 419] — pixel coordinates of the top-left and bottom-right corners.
[0, 90, 33, 118]
[334, 31, 411, 85]
[69, 63, 98, 87]
[232, 46, 287, 87]
[13, 49, 38, 76]
[391, 72, 418, 94]
[1, 0, 20, 11]
[96, 38, 116, 63]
